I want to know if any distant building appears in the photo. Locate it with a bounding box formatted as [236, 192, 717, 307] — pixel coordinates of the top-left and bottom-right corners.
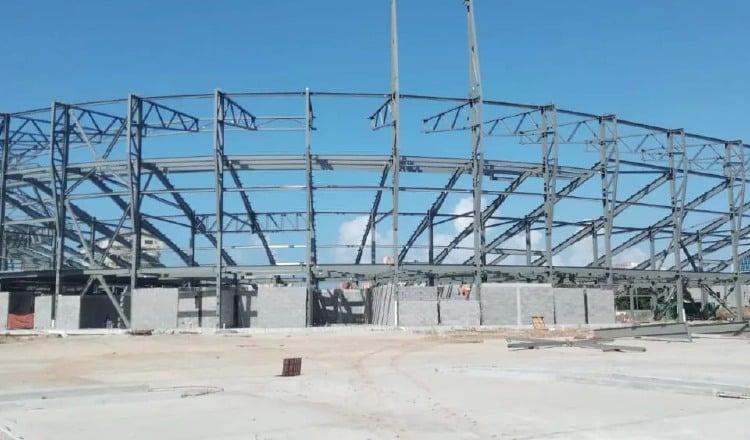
[78, 232, 163, 268]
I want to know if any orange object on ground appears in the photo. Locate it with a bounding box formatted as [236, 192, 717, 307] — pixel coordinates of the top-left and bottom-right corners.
[7, 313, 34, 329]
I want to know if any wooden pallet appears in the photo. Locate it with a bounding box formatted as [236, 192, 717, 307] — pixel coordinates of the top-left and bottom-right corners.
[531, 316, 546, 330]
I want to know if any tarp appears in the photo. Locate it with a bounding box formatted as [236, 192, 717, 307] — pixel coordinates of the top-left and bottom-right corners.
[7, 313, 34, 329]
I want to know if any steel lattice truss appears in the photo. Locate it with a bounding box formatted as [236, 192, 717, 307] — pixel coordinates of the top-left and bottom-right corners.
[0, 0, 747, 325]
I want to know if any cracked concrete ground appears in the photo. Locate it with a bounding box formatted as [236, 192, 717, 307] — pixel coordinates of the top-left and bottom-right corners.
[1, 329, 749, 439]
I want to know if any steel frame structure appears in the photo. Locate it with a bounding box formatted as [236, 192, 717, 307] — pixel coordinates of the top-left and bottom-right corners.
[1, 0, 749, 327]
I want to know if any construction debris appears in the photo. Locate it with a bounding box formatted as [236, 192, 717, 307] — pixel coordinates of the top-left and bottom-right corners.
[281, 357, 302, 377]
[507, 338, 646, 353]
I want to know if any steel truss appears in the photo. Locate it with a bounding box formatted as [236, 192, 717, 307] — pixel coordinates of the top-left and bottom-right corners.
[1, 0, 748, 328]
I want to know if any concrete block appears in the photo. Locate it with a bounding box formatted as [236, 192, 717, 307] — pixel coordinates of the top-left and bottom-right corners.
[254, 286, 307, 328]
[399, 286, 438, 301]
[56, 296, 81, 330]
[586, 288, 615, 324]
[439, 300, 480, 326]
[131, 288, 179, 330]
[34, 295, 52, 330]
[480, 283, 519, 325]
[553, 288, 585, 325]
[518, 285, 554, 326]
[0, 292, 8, 329]
[399, 300, 438, 326]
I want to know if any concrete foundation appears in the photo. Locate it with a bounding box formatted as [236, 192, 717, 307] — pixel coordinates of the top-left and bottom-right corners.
[586, 288, 615, 324]
[130, 288, 179, 331]
[398, 300, 438, 326]
[439, 299, 480, 326]
[553, 288, 586, 325]
[0, 292, 7, 329]
[34, 295, 52, 330]
[254, 286, 307, 328]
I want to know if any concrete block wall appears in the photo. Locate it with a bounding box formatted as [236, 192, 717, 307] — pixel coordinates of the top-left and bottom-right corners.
[131, 288, 179, 331]
[480, 283, 521, 325]
[56, 296, 81, 330]
[400, 286, 438, 301]
[586, 288, 615, 324]
[33, 295, 53, 330]
[553, 288, 586, 325]
[518, 285, 554, 326]
[254, 286, 307, 328]
[439, 299, 480, 326]
[399, 300, 438, 326]
[0, 292, 7, 329]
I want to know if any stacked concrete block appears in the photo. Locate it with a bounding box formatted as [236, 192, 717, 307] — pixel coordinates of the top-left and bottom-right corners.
[439, 299, 480, 326]
[398, 300, 438, 326]
[55, 296, 81, 330]
[254, 286, 307, 328]
[553, 288, 586, 325]
[0, 292, 8, 329]
[176, 288, 235, 329]
[131, 288, 179, 330]
[480, 283, 520, 325]
[34, 295, 53, 329]
[400, 286, 438, 301]
[586, 288, 615, 324]
[370, 284, 396, 325]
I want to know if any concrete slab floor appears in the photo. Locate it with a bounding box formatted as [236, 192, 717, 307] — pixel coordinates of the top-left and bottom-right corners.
[0, 331, 749, 439]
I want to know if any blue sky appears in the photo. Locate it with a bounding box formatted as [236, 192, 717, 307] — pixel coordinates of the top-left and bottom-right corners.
[2, 0, 749, 268]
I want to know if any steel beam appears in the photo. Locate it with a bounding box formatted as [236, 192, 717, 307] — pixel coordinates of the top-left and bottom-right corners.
[669, 129, 689, 322]
[391, 0, 402, 324]
[399, 167, 463, 264]
[355, 164, 390, 264]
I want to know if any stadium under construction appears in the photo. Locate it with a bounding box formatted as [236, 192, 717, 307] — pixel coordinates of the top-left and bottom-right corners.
[1, 0, 749, 330]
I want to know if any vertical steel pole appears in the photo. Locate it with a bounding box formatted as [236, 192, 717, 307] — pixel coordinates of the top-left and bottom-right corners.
[668, 130, 687, 321]
[725, 140, 745, 320]
[465, 0, 484, 319]
[305, 88, 316, 326]
[540, 106, 558, 285]
[391, 0, 401, 324]
[599, 115, 618, 285]
[127, 95, 143, 294]
[0, 114, 9, 271]
[50, 103, 71, 327]
[214, 90, 226, 328]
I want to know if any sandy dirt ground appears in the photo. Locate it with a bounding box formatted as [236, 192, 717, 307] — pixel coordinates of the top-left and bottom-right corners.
[1, 328, 750, 439]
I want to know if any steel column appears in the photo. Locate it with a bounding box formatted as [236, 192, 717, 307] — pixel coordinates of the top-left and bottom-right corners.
[725, 140, 746, 320]
[0, 115, 9, 271]
[127, 95, 143, 293]
[668, 129, 688, 321]
[540, 106, 558, 284]
[465, 0, 484, 313]
[305, 88, 317, 326]
[50, 103, 71, 325]
[391, 0, 401, 324]
[599, 115, 618, 284]
[214, 90, 226, 327]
